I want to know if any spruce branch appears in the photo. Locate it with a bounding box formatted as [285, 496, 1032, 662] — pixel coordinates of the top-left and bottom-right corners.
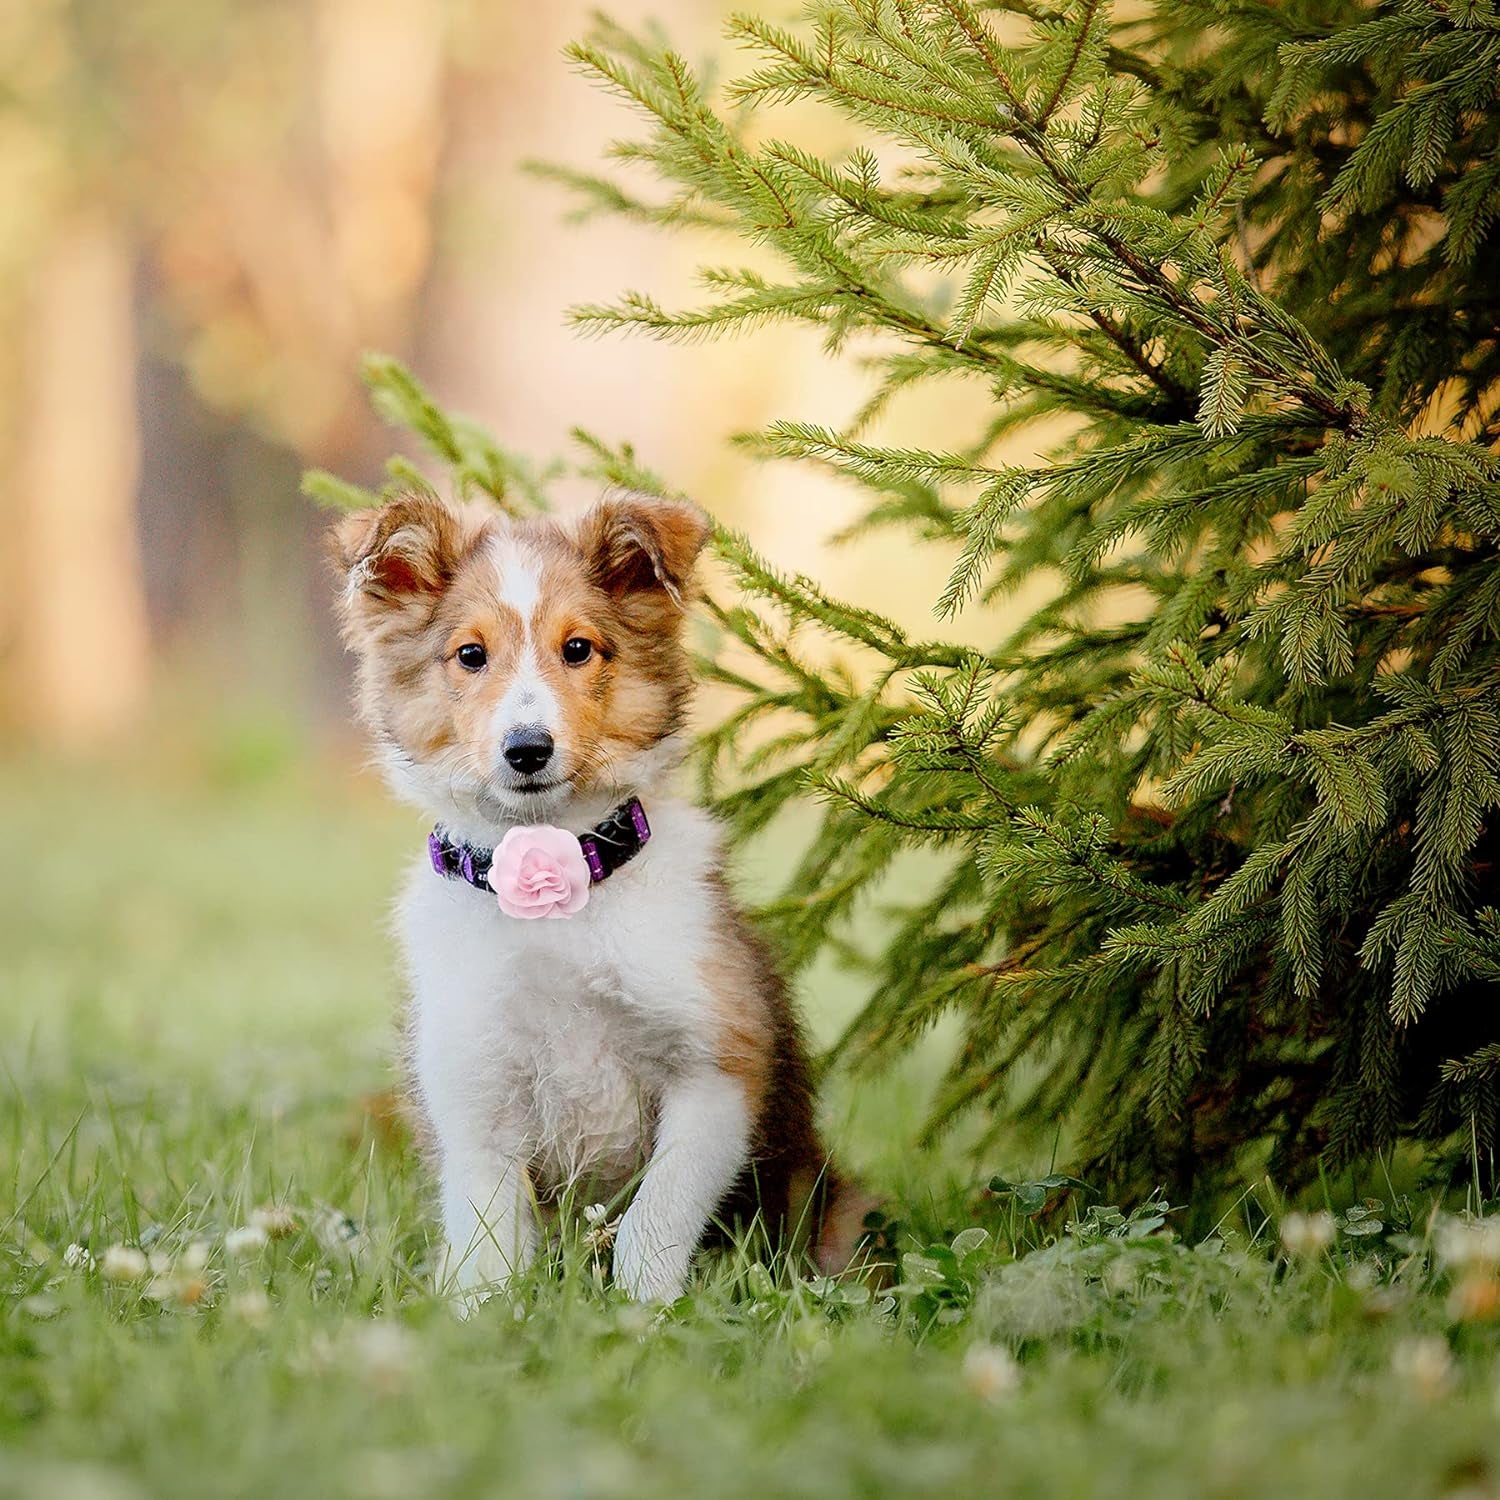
[320, 0, 1500, 1198]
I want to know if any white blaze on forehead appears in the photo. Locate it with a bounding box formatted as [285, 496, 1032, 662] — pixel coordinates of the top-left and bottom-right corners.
[486, 533, 559, 738]
[491, 534, 543, 621]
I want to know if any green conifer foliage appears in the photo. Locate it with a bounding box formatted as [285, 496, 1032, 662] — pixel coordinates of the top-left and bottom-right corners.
[311, 1, 1500, 1198]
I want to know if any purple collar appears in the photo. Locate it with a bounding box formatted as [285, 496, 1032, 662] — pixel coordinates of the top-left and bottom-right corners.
[428, 796, 651, 895]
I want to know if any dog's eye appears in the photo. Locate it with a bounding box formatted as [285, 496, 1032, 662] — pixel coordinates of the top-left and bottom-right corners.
[456, 643, 487, 672]
[562, 638, 594, 666]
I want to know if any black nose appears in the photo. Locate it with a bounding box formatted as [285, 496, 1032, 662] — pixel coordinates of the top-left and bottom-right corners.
[503, 726, 554, 777]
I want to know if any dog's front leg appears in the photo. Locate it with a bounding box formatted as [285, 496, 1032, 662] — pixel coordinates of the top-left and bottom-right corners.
[413, 1003, 535, 1301]
[613, 1066, 750, 1302]
[436, 1125, 537, 1304]
[408, 928, 539, 1306]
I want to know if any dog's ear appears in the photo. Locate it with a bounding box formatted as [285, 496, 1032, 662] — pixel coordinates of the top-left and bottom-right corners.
[577, 495, 711, 607]
[330, 494, 475, 606]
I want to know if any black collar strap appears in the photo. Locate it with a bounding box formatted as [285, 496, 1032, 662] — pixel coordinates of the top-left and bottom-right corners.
[427, 796, 652, 895]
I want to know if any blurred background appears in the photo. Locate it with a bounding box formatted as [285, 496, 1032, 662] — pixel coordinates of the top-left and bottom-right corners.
[0, 0, 981, 759]
[1, 0, 991, 1148]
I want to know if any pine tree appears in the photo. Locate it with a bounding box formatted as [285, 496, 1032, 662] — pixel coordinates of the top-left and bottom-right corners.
[309, 0, 1500, 1203]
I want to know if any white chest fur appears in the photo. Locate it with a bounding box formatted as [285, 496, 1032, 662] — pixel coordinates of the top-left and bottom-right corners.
[397, 798, 724, 1200]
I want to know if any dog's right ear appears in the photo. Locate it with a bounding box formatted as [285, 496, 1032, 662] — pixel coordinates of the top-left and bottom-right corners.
[576, 494, 712, 609]
[330, 494, 474, 607]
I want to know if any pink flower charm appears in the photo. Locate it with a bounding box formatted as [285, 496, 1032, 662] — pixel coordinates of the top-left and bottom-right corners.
[487, 825, 591, 920]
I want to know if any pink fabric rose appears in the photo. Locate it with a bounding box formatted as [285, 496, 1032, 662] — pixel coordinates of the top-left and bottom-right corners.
[487, 824, 592, 920]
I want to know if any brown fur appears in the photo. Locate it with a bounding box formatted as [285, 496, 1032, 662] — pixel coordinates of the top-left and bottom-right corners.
[332, 494, 708, 802]
[697, 875, 875, 1271]
[331, 491, 873, 1276]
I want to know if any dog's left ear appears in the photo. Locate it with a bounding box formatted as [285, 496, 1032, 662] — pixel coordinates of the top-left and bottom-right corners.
[578, 495, 711, 607]
[330, 493, 476, 606]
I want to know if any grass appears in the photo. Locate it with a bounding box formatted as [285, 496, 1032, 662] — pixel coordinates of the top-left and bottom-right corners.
[3, 745, 1500, 1500]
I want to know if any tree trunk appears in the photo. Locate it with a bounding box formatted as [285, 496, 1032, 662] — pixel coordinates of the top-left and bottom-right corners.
[15, 209, 150, 747]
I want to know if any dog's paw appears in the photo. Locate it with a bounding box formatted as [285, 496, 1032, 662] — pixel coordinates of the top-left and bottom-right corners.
[612, 1212, 689, 1303]
[438, 1240, 518, 1317]
[449, 1284, 492, 1321]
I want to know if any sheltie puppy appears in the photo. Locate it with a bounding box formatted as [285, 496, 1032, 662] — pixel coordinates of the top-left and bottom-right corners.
[331, 491, 869, 1302]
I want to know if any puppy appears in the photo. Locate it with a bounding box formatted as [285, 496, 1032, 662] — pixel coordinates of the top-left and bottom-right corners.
[331, 491, 869, 1302]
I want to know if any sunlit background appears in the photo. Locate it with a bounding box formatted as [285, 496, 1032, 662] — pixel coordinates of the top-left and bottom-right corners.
[0, 0, 990, 757]
[1, 0, 997, 1139]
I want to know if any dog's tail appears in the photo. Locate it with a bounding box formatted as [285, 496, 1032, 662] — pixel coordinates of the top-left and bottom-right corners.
[811, 1168, 886, 1277]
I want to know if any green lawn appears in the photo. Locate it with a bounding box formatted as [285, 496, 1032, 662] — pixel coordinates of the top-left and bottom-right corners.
[3, 749, 1499, 1500]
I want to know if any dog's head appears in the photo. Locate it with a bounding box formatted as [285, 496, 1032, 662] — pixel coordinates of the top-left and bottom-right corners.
[331, 492, 710, 825]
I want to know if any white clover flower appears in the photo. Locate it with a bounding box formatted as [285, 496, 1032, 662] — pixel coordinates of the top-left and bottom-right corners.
[1392, 1336, 1454, 1401]
[175, 1273, 209, 1307]
[250, 1204, 298, 1239]
[225, 1224, 269, 1257]
[138, 1250, 210, 1308]
[228, 1289, 272, 1328]
[62, 1243, 93, 1271]
[292, 1331, 338, 1376]
[314, 1209, 365, 1260]
[583, 1210, 620, 1255]
[350, 1320, 417, 1395]
[1434, 1215, 1500, 1272]
[1447, 1270, 1500, 1325]
[99, 1245, 148, 1281]
[615, 1302, 653, 1338]
[962, 1342, 1021, 1403]
[1279, 1211, 1336, 1258]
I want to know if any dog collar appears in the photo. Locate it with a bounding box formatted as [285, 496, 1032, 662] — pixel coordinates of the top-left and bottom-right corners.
[427, 796, 652, 895]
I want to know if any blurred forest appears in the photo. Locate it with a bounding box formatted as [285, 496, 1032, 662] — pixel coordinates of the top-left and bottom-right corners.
[0, 0, 978, 754]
